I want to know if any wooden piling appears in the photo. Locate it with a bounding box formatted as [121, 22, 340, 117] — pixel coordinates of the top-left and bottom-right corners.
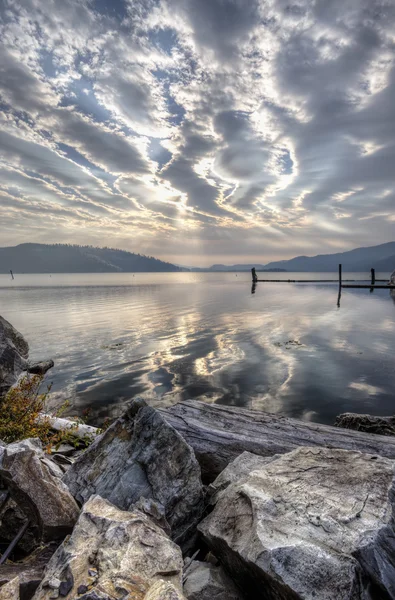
[371, 268, 375, 285]
[338, 263, 342, 288]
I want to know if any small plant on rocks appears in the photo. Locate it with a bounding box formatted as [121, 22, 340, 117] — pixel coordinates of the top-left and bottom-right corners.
[0, 374, 52, 444]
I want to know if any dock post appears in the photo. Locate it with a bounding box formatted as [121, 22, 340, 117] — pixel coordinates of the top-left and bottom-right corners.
[338, 264, 342, 287]
[251, 267, 257, 283]
[371, 268, 375, 285]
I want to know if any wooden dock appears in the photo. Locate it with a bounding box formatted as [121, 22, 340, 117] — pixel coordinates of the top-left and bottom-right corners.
[251, 266, 395, 290]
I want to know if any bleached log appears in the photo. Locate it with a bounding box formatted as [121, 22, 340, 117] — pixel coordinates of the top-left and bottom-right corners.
[37, 415, 98, 442]
[159, 400, 395, 483]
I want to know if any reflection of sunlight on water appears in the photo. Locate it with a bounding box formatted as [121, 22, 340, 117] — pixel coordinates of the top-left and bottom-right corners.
[195, 334, 245, 376]
[349, 382, 385, 396]
[1, 272, 395, 424]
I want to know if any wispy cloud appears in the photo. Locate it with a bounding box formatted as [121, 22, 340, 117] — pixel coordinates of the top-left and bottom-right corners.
[0, 0, 394, 265]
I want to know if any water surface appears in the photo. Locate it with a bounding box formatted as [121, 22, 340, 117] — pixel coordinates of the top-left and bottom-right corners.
[0, 272, 394, 425]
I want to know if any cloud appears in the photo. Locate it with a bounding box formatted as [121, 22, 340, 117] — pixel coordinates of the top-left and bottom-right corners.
[0, 0, 394, 264]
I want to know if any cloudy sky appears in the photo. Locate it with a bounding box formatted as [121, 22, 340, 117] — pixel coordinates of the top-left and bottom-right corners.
[0, 0, 394, 266]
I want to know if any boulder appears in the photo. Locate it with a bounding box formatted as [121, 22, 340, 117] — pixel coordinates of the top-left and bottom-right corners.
[0, 439, 79, 542]
[0, 543, 58, 600]
[335, 413, 395, 437]
[31, 495, 186, 600]
[0, 316, 29, 397]
[183, 560, 243, 600]
[27, 361, 54, 376]
[199, 447, 395, 600]
[63, 399, 204, 546]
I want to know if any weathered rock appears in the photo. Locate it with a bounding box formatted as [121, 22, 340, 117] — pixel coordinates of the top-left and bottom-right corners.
[199, 447, 395, 600]
[0, 577, 19, 600]
[183, 561, 243, 600]
[63, 399, 204, 545]
[335, 413, 395, 437]
[0, 316, 29, 397]
[32, 495, 186, 600]
[0, 439, 79, 542]
[0, 544, 58, 600]
[27, 361, 54, 376]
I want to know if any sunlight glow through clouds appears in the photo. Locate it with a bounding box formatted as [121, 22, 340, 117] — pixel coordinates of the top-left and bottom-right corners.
[0, 0, 394, 264]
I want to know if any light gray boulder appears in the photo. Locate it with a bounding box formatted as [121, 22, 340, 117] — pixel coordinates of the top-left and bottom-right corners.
[183, 560, 243, 600]
[335, 413, 395, 437]
[199, 447, 395, 600]
[0, 439, 79, 542]
[0, 316, 29, 397]
[63, 399, 204, 546]
[32, 495, 186, 600]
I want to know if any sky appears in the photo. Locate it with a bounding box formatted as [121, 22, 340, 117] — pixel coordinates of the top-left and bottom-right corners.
[0, 0, 394, 267]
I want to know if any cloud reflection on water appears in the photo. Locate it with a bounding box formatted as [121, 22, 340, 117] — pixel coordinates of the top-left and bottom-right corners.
[0, 272, 394, 425]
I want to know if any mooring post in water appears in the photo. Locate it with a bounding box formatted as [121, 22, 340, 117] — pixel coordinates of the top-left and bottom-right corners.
[371, 268, 375, 285]
[251, 267, 257, 283]
[338, 264, 342, 288]
[10, 270, 14, 280]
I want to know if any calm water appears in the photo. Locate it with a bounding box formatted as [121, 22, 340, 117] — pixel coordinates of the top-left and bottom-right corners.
[0, 272, 394, 426]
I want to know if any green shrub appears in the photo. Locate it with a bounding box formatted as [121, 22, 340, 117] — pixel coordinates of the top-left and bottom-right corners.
[0, 375, 96, 451]
[0, 375, 52, 445]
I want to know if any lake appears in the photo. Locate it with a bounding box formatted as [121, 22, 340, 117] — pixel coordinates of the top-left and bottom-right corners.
[0, 272, 394, 426]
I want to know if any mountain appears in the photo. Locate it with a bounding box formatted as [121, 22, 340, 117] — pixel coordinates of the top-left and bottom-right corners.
[0, 244, 181, 273]
[188, 264, 286, 272]
[262, 242, 395, 272]
[375, 254, 395, 273]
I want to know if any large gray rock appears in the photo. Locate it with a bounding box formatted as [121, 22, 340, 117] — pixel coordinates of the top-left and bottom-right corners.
[183, 560, 243, 600]
[0, 439, 79, 542]
[199, 447, 395, 600]
[63, 399, 204, 545]
[335, 413, 395, 437]
[0, 316, 29, 397]
[32, 495, 186, 600]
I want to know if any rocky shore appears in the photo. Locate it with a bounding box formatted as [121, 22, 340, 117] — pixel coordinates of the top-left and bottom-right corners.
[1, 315, 395, 599]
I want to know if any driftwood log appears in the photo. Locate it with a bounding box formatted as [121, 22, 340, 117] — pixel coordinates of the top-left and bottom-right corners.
[160, 401, 395, 483]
